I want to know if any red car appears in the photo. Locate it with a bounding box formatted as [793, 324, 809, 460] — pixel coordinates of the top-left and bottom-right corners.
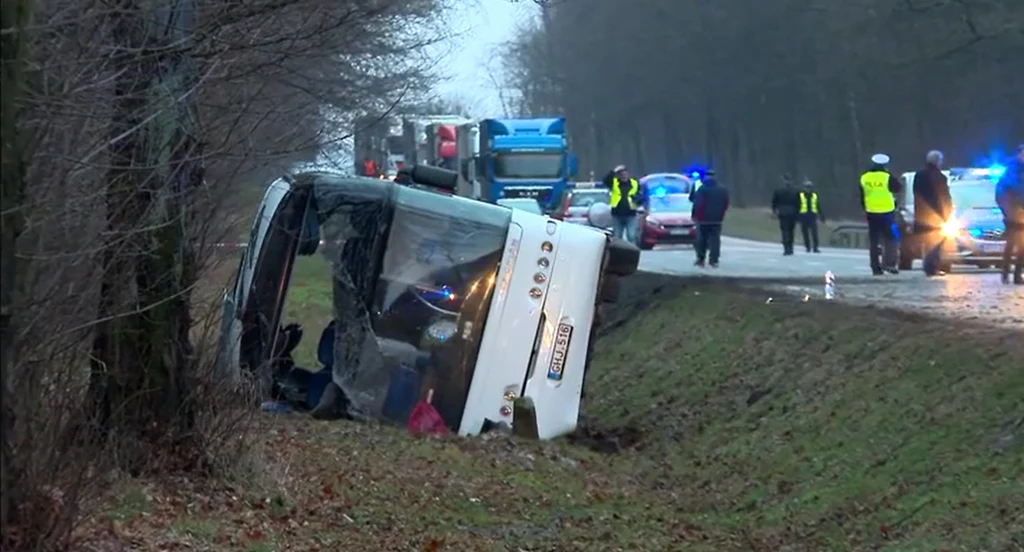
[638, 193, 697, 250]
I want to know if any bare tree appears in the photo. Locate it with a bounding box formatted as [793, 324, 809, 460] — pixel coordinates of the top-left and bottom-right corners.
[1, 0, 453, 547]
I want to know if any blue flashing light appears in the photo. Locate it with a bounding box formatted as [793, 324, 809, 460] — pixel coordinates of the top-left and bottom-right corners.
[989, 164, 1006, 178]
[653, 186, 667, 198]
[969, 228, 983, 238]
[691, 171, 700, 179]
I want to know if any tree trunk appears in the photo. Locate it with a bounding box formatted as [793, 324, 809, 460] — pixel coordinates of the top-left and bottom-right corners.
[88, 0, 203, 472]
[1, 0, 32, 531]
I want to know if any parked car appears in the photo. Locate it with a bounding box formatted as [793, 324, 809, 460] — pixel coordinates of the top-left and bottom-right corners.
[551, 183, 611, 226]
[897, 168, 1006, 271]
[638, 193, 697, 250]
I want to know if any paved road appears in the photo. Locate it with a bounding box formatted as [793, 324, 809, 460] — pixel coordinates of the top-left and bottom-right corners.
[639, 237, 1024, 327]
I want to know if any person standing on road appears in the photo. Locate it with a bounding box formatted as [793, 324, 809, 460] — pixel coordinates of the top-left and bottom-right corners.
[912, 150, 952, 277]
[860, 153, 903, 275]
[798, 179, 825, 253]
[771, 174, 802, 255]
[602, 164, 645, 244]
[362, 157, 378, 177]
[690, 169, 730, 268]
[996, 144, 1024, 285]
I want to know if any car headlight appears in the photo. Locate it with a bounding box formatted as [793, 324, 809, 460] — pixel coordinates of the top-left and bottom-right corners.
[645, 219, 662, 229]
[940, 218, 960, 238]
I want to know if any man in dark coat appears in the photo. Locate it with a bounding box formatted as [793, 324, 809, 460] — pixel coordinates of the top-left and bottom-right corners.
[996, 144, 1024, 284]
[690, 169, 730, 267]
[912, 150, 952, 276]
[771, 174, 802, 255]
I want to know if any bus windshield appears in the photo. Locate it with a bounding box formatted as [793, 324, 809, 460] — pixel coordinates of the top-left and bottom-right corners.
[347, 187, 510, 430]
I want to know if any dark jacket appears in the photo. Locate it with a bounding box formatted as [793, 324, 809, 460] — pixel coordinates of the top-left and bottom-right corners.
[996, 158, 1024, 227]
[601, 170, 645, 216]
[690, 177, 730, 223]
[771, 186, 802, 217]
[912, 164, 951, 230]
[858, 164, 902, 213]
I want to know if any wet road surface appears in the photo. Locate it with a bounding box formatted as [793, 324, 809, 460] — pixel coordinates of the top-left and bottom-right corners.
[639, 237, 1024, 328]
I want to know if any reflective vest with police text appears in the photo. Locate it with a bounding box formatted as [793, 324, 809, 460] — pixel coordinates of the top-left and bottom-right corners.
[799, 192, 819, 214]
[609, 178, 639, 210]
[860, 171, 895, 213]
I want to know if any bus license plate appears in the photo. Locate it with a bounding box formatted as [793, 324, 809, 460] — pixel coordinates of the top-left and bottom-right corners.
[547, 323, 574, 381]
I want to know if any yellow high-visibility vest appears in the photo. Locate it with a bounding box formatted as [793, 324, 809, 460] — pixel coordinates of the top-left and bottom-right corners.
[609, 178, 639, 209]
[799, 192, 819, 214]
[860, 171, 896, 213]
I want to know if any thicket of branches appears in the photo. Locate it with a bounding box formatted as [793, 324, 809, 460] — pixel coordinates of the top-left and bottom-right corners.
[504, 0, 1024, 214]
[0, 0, 448, 548]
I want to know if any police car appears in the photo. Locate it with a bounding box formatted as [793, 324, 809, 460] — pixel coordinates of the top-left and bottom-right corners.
[897, 166, 1006, 271]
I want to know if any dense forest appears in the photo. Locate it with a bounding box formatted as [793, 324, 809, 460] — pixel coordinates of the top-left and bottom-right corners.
[504, 0, 1024, 214]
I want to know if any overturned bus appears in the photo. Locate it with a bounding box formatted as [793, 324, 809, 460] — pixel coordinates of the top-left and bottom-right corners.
[217, 167, 639, 439]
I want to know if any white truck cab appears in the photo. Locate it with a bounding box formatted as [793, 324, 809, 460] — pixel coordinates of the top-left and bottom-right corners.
[217, 167, 639, 439]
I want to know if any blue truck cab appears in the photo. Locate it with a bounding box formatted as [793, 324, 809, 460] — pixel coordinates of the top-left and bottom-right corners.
[479, 117, 577, 210]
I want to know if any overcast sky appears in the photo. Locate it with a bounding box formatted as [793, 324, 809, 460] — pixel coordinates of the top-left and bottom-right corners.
[433, 0, 536, 117]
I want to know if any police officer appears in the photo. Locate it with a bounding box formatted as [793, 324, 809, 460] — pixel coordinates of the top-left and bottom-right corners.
[602, 164, 644, 243]
[771, 174, 801, 255]
[860, 153, 902, 275]
[798, 179, 824, 253]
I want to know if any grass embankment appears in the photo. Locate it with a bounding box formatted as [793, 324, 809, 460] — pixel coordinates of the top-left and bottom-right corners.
[724, 208, 785, 242]
[83, 274, 1023, 551]
[726, 208, 867, 249]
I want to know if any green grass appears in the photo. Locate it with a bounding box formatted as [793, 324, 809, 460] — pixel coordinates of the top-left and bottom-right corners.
[724, 207, 785, 242]
[90, 277, 1023, 551]
[281, 255, 334, 368]
[726, 208, 868, 248]
[585, 282, 1023, 549]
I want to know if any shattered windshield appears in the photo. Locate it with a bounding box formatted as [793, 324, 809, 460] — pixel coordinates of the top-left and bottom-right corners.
[332, 185, 511, 431]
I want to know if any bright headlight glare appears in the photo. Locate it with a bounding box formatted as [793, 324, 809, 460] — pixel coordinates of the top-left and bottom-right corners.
[940, 219, 960, 238]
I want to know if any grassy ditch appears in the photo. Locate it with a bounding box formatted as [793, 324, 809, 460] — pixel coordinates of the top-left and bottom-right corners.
[725, 208, 867, 249]
[80, 274, 1022, 551]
